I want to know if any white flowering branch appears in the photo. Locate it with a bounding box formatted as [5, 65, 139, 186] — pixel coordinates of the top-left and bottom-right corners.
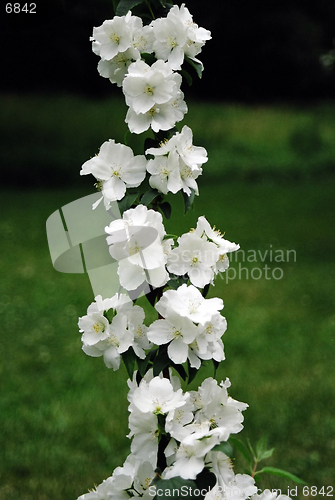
[75, 1, 305, 499]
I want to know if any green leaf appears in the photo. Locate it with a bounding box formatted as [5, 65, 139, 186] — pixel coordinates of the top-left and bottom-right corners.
[141, 188, 159, 206]
[141, 52, 156, 66]
[144, 137, 158, 156]
[118, 192, 139, 215]
[116, 0, 144, 16]
[171, 362, 187, 381]
[157, 0, 174, 9]
[137, 352, 152, 377]
[212, 359, 220, 377]
[185, 56, 203, 79]
[145, 286, 160, 307]
[180, 68, 193, 86]
[255, 467, 307, 484]
[160, 201, 172, 219]
[229, 436, 252, 465]
[182, 188, 195, 214]
[187, 359, 198, 384]
[247, 437, 257, 461]
[153, 345, 170, 376]
[153, 477, 197, 500]
[124, 128, 131, 146]
[195, 468, 216, 498]
[121, 348, 136, 378]
[256, 435, 275, 462]
[212, 440, 234, 459]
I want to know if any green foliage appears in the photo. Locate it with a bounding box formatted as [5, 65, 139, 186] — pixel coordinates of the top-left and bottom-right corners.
[1, 96, 335, 498]
[254, 467, 307, 485]
[228, 433, 306, 485]
[182, 188, 196, 214]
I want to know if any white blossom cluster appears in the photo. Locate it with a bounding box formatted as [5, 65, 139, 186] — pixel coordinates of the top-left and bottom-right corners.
[80, 126, 207, 206]
[76, 3, 294, 500]
[146, 125, 207, 196]
[80, 140, 147, 209]
[90, 4, 210, 134]
[127, 373, 248, 479]
[78, 372, 256, 500]
[103, 204, 239, 293]
[91, 4, 210, 81]
[147, 284, 226, 368]
[78, 293, 150, 370]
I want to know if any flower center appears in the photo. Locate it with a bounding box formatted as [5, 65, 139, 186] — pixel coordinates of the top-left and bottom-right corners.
[110, 32, 120, 44]
[94, 180, 103, 191]
[144, 85, 154, 96]
[206, 324, 213, 335]
[148, 105, 158, 116]
[108, 335, 119, 347]
[92, 322, 105, 334]
[168, 37, 177, 49]
[173, 328, 182, 338]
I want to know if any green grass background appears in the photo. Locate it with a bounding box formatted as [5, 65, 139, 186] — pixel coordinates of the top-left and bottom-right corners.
[0, 94, 334, 499]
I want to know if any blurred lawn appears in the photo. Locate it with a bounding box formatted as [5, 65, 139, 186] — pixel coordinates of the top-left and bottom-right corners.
[1, 94, 335, 186]
[0, 95, 335, 499]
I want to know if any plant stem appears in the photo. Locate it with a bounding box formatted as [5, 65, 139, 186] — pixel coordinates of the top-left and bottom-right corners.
[145, 0, 155, 19]
[251, 459, 259, 478]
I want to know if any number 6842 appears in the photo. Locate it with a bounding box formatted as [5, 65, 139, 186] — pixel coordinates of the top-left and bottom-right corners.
[303, 486, 333, 497]
[5, 3, 36, 13]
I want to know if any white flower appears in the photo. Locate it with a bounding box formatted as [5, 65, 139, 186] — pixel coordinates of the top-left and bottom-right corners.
[203, 475, 257, 500]
[123, 59, 181, 114]
[165, 398, 195, 441]
[82, 312, 133, 370]
[190, 378, 248, 440]
[163, 425, 220, 480]
[127, 304, 152, 359]
[78, 312, 110, 346]
[77, 476, 114, 500]
[174, 125, 208, 169]
[123, 61, 187, 133]
[150, 4, 211, 70]
[251, 490, 292, 500]
[206, 450, 235, 487]
[80, 139, 147, 208]
[146, 126, 206, 195]
[195, 216, 240, 274]
[105, 205, 169, 290]
[167, 4, 211, 63]
[179, 162, 202, 196]
[146, 151, 182, 195]
[91, 13, 134, 61]
[78, 295, 113, 346]
[185, 313, 227, 367]
[147, 313, 199, 365]
[151, 17, 188, 70]
[128, 408, 159, 466]
[92, 14, 155, 87]
[167, 232, 219, 288]
[132, 376, 187, 415]
[77, 454, 156, 500]
[155, 284, 223, 326]
[131, 24, 155, 55]
[97, 47, 139, 86]
[126, 91, 187, 134]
